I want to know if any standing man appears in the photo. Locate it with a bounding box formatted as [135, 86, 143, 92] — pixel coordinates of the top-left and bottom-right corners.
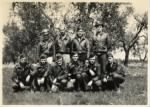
[93, 22, 112, 76]
[71, 27, 90, 63]
[55, 29, 72, 64]
[37, 29, 54, 64]
[12, 55, 34, 92]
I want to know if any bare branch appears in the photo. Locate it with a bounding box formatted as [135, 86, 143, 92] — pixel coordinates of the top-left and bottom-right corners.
[129, 24, 144, 48]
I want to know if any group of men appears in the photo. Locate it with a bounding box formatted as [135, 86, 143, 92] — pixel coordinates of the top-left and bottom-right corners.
[12, 23, 127, 93]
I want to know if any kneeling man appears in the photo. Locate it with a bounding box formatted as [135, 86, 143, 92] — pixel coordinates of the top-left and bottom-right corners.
[103, 53, 127, 93]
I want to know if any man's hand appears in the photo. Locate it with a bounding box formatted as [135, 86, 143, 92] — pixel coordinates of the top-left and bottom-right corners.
[26, 75, 31, 83]
[93, 76, 98, 81]
[68, 73, 71, 76]
[14, 79, 19, 83]
[89, 69, 95, 76]
[19, 82, 25, 89]
[87, 80, 93, 86]
[40, 77, 45, 84]
[103, 77, 107, 83]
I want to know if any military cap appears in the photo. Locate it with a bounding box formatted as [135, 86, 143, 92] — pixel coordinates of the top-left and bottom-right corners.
[55, 53, 63, 60]
[19, 54, 26, 59]
[77, 26, 84, 32]
[70, 52, 79, 57]
[89, 53, 96, 59]
[41, 29, 49, 35]
[107, 52, 113, 58]
[95, 21, 104, 28]
[40, 54, 47, 59]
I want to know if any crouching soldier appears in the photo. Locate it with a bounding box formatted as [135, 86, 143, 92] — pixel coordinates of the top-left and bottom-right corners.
[67, 52, 88, 91]
[102, 53, 127, 93]
[49, 54, 68, 92]
[12, 55, 34, 92]
[32, 54, 51, 92]
[86, 54, 101, 91]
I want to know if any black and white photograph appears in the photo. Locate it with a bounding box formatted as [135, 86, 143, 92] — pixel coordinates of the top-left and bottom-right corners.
[1, 1, 148, 105]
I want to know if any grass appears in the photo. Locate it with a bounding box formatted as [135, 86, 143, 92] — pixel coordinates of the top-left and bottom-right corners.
[2, 63, 147, 105]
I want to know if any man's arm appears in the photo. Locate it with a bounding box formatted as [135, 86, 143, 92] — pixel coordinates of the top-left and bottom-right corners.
[86, 39, 90, 58]
[106, 35, 112, 52]
[37, 43, 41, 58]
[43, 64, 51, 77]
[12, 66, 19, 83]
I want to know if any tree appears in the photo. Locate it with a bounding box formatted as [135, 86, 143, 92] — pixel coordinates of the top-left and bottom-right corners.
[119, 12, 148, 66]
[132, 32, 148, 64]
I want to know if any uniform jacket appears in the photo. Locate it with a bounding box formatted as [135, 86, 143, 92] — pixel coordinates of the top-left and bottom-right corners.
[93, 32, 112, 52]
[55, 35, 71, 53]
[106, 61, 126, 77]
[34, 62, 50, 78]
[71, 36, 90, 58]
[87, 63, 101, 78]
[12, 62, 32, 83]
[49, 63, 68, 80]
[67, 61, 84, 76]
[37, 41, 54, 57]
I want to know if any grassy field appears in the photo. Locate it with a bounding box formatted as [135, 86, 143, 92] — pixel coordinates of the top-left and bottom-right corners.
[2, 63, 147, 105]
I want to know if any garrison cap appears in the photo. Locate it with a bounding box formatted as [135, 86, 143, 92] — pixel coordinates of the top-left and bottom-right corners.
[95, 21, 104, 28]
[55, 53, 63, 60]
[107, 52, 113, 58]
[20, 54, 26, 59]
[89, 53, 96, 59]
[40, 54, 47, 59]
[70, 52, 79, 57]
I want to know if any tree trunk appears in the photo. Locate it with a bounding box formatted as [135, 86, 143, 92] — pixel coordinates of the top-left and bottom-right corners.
[124, 50, 130, 66]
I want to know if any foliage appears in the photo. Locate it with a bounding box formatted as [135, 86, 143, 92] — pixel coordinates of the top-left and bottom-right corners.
[2, 2, 148, 65]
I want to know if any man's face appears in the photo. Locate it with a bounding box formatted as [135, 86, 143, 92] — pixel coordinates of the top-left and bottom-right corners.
[97, 26, 103, 32]
[56, 58, 63, 66]
[89, 56, 96, 65]
[72, 54, 79, 62]
[20, 57, 26, 64]
[108, 57, 114, 64]
[40, 58, 47, 64]
[77, 31, 85, 38]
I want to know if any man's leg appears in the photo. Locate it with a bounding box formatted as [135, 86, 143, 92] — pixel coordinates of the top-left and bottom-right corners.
[12, 83, 20, 92]
[31, 78, 39, 91]
[81, 72, 89, 91]
[60, 79, 68, 91]
[113, 73, 125, 89]
[75, 74, 82, 91]
[98, 53, 107, 75]
[66, 79, 76, 91]
[93, 80, 102, 91]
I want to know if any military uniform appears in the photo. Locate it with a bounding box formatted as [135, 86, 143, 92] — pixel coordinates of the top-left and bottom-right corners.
[93, 32, 112, 75]
[55, 33, 72, 63]
[86, 62, 101, 91]
[12, 62, 33, 92]
[37, 29, 54, 64]
[104, 60, 126, 90]
[32, 62, 50, 92]
[49, 62, 68, 91]
[37, 41, 54, 58]
[71, 37, 90, 63]
[67, 61, 88, 91]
